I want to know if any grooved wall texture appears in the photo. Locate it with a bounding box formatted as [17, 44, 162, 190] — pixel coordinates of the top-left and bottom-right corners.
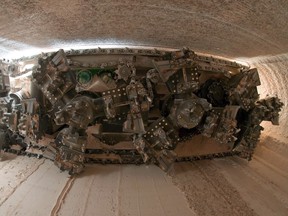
[0, 0, 288, 58]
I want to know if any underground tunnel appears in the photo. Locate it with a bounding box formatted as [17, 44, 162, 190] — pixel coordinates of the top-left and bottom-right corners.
[0, 1, 287, 216]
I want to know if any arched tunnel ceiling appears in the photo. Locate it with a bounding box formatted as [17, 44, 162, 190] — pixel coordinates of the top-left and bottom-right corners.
[1, 0, 288, 58]
[0, 0, 287, 143]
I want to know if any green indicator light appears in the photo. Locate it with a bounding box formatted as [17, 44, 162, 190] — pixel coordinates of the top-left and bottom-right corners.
[77, 70, 92, 85]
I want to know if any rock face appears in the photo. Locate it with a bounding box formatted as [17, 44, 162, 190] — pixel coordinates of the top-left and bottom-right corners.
[249, 54, 288, 144]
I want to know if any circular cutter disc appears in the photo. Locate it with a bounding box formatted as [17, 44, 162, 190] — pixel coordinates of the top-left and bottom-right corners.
[77, 70, 92, 86]
[176, 100, 205, 129]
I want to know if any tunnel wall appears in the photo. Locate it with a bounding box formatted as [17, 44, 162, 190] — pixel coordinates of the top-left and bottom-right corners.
[250, 54, 288, 143]
[247, 55, 288, 174]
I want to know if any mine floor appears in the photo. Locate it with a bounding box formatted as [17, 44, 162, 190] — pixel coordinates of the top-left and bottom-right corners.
[0, 137, 287, 216]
